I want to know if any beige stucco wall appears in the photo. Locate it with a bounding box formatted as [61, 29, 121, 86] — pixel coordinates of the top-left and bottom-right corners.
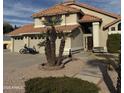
[34, 14, 79, 28]
[108, 21, 121, 34]
[69, 5, 117, 27]
[13, 39, 24, 52]
[10, 38, 14, 52]
[69, 5, 117, 50]
[71, 28, 83, 51]
[55, 37, 71, 55]
[29, 37, 45, 53]
[92, 22, 100, 47]
[61, 14, 78, 25]
[29, 36, 71, 54]
[11, 35, 72, 54]
[34, 17, 45, 28]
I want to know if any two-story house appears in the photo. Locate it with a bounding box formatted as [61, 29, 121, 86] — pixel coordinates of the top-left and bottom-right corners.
[8, 1, 121, 54]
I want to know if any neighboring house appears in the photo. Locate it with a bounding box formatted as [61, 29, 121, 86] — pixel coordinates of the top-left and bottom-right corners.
[8, 1, 121, 54]
[3, 35, 11, 49]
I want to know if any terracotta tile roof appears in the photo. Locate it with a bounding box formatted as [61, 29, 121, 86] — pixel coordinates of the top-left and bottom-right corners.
[32, 5, 83, 17]
[78, 14, 102, 23]
[103, 18, 121, 30]
[8, 24, 80, 36]
[63, 2, 120, 19]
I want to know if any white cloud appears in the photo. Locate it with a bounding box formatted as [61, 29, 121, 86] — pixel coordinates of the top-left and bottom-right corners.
[3, 2, 43, 18]
[3, 8, 30, 18]
[109, 0, 121, 6]
[4, 18, 32, 24]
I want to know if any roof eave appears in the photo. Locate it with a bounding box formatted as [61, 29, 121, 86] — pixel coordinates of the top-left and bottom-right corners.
[32, 11, 83, 18]
[78, 19, 102, 23]
[103, 19, 121, 30]
[64, 2, 120, 19]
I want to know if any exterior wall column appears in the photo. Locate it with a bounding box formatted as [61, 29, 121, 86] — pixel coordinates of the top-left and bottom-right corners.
[92, 22, 100, 47]
[10, 37, 14, 52]
[27, 36, 30, 47]
[24, 36, 30, 47]
[61, 15, 66, 25]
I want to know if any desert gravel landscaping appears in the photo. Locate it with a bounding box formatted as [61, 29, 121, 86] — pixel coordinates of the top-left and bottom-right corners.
[3, 50, 118, 93]
[3, 50, 85, 93]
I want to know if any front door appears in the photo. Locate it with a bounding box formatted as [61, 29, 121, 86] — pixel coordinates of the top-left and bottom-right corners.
[87, 36, 93, 50]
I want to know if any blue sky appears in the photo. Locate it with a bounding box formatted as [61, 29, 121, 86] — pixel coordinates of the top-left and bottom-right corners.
[3, 0, 121, 26]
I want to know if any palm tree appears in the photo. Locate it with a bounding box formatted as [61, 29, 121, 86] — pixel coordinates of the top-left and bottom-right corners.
[38, 15, 66, 66]
[57, 32, 66, 65]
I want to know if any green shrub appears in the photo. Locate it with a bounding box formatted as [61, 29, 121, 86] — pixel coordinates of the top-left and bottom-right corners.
[25, 77, 99, 93]
[107, 34, 121, 53]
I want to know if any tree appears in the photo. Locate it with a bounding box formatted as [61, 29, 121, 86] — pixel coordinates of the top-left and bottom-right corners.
[3, 22, 14, 34]
[38, 16, 66, 66]
[107, 34, 121, 53]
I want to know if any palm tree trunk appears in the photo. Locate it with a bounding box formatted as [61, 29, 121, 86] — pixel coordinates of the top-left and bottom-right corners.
[50, 41, 56, 66]
[45, 37, 52, 65]
[49, 26, 57, 66]
[57, 37, 65, 66]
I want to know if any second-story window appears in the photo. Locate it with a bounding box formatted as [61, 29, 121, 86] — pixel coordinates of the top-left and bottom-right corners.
[111, 27, 115, 31]
[43, 15, 62, 26]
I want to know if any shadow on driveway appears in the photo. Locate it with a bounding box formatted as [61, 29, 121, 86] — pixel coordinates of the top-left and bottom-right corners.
[86, 58, 117, 93]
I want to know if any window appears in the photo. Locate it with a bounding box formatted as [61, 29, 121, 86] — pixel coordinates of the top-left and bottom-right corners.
[111, 27, 115, 31]
[118, 23, 121, 30]
[44, 15, 62, 26]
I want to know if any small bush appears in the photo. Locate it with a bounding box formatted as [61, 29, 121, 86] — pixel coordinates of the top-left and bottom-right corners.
[25, 77, 99, 93]
[107, 34, 121, 53]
